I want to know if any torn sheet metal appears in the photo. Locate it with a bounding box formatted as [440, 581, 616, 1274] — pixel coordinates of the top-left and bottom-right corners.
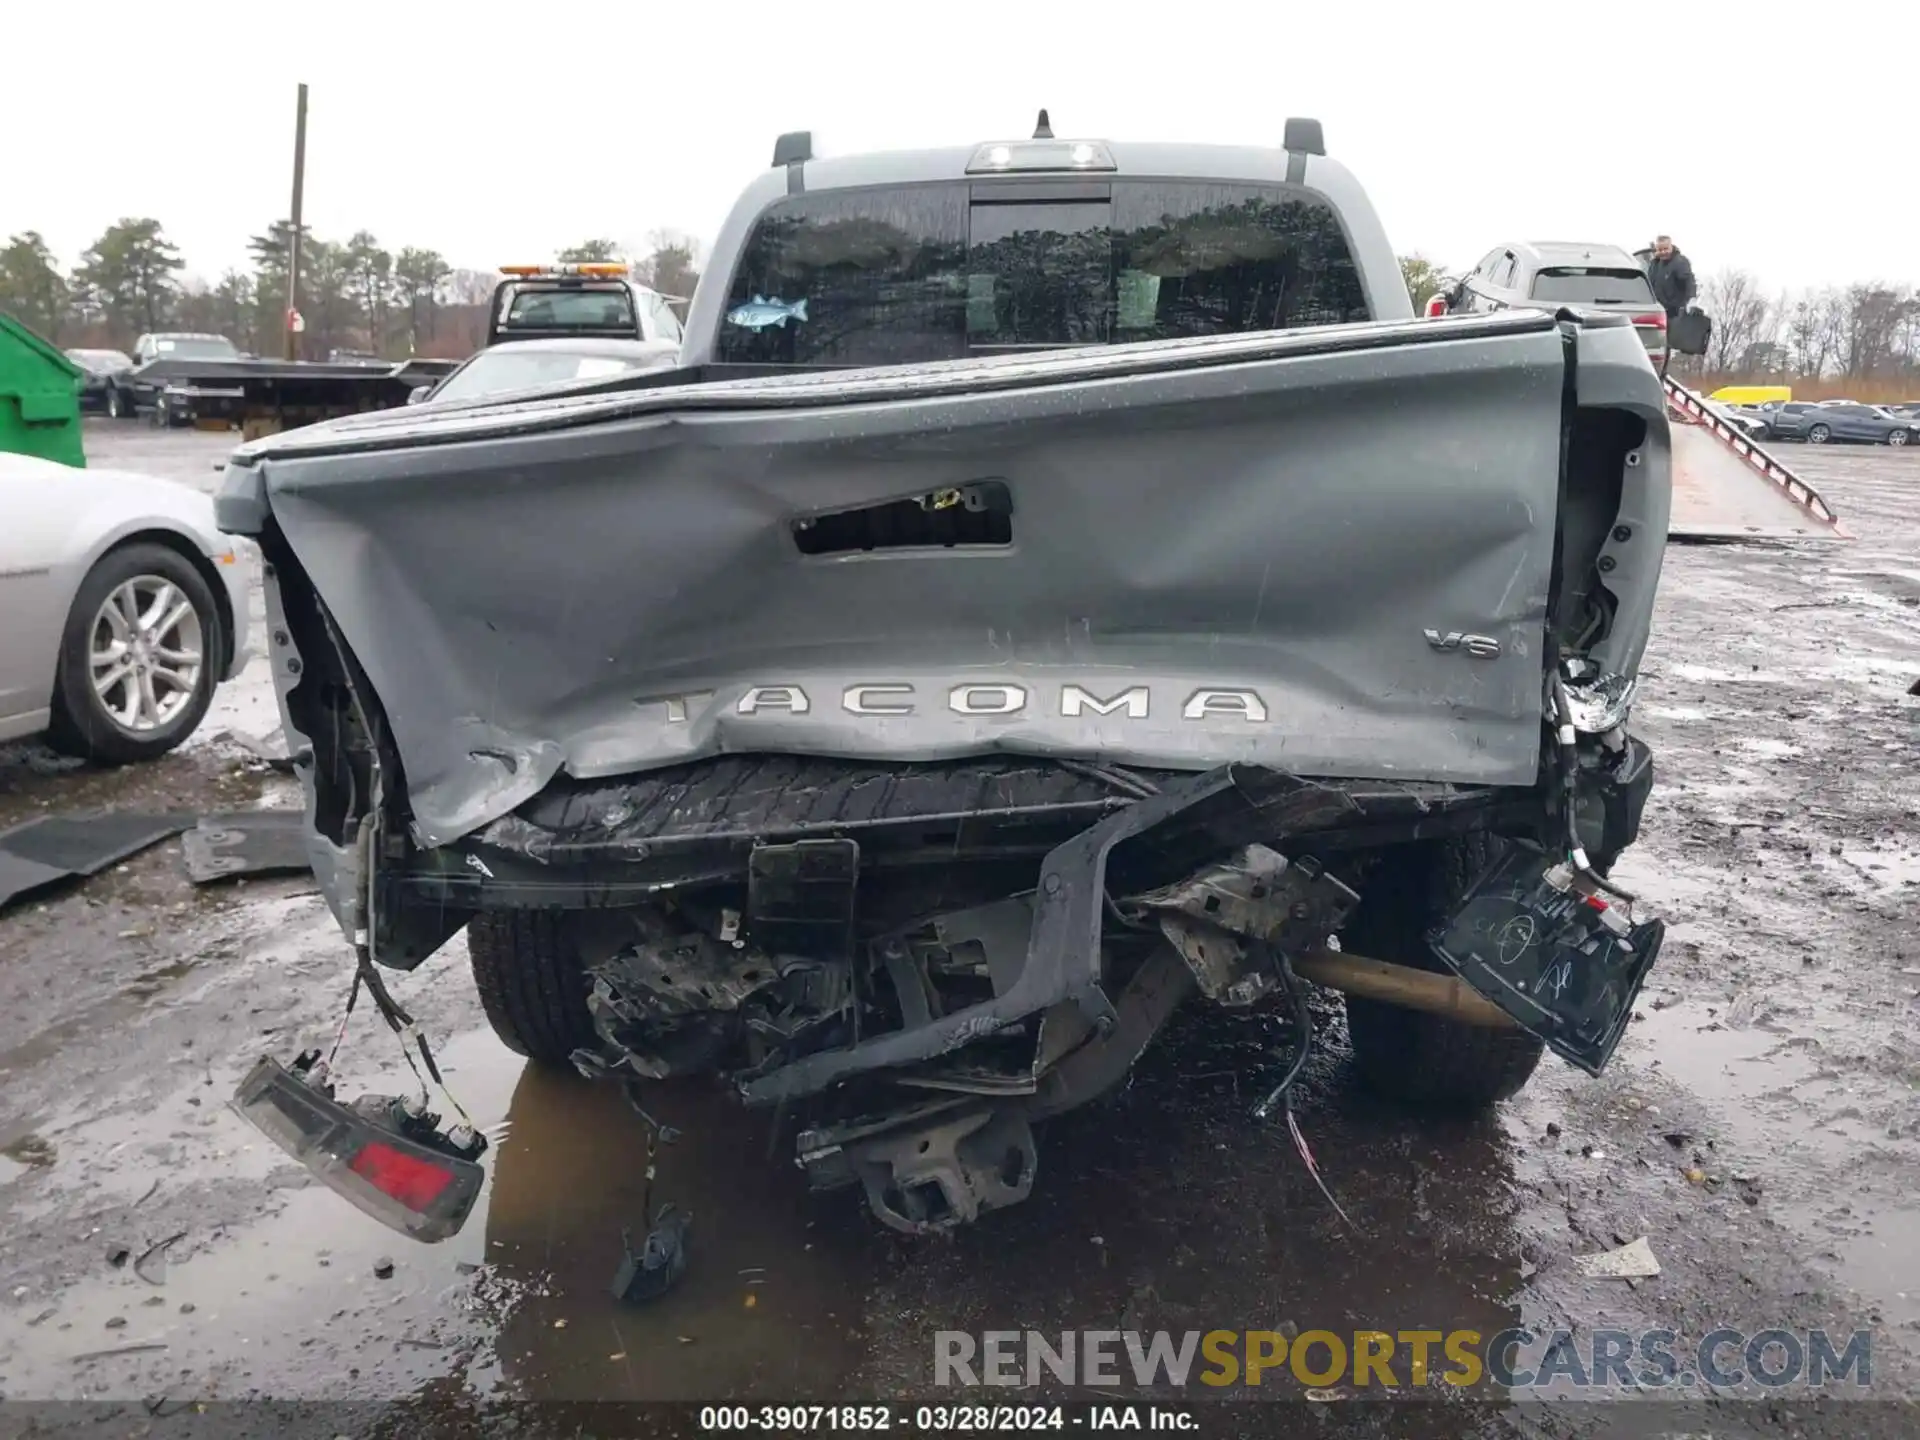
[1131, 844, 1361, 1005]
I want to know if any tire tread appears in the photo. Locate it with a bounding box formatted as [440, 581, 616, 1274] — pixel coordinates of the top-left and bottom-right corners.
[467, 912, 596, 1065]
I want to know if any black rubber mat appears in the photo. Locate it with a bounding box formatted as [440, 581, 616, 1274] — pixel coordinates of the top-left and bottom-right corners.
[0, 812, 194, 911]
[182, 809, 313, 884]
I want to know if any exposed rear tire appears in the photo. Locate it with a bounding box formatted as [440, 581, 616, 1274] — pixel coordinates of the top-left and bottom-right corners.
[1341, 834, 1546, 1110]
[467, 912, 597, 1065]
[1807, 423, 1831, 444]
[1889, 429, 1910, 447]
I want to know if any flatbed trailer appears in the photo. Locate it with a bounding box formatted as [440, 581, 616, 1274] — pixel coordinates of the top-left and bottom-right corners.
[135, 356, 460, 439]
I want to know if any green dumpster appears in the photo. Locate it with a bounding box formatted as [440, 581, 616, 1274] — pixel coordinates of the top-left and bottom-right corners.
[0, 311, 86, 468]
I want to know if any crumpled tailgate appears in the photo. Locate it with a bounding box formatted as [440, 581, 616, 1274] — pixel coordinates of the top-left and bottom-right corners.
[222, 314, 1607, 848]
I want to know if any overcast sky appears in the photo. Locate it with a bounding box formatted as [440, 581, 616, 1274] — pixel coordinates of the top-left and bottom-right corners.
[3, 4, 1902, 294]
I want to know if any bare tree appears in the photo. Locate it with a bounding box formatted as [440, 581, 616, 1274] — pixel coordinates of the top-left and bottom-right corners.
[1786, 289, 1843, 378]
[445, 268, 498, 306]
[1838, 284, 1914, 378]
[634, 227, 703, 302]
[1699, 268, 1774, 375]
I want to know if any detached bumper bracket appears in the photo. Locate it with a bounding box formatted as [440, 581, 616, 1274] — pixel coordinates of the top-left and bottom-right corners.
[738, 764, 1253, 1104]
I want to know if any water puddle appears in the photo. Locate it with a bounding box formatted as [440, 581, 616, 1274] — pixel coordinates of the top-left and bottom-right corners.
[1627, 1000, 1920, 1333]
[0, 1023, 875, 1403]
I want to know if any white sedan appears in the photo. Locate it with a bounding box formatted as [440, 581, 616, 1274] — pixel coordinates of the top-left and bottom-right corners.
[0, 451, 251, 764]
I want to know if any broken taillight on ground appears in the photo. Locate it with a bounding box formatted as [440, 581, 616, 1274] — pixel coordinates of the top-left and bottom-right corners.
[1427, 840, 1666, 1075]
[230, 1054, 486, 1242]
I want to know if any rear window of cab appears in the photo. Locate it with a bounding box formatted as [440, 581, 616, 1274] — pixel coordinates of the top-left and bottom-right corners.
[716, 179, 1369, 366]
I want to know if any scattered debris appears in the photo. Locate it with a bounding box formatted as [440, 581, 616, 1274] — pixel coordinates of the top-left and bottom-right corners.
[182, 810, 313, 885]
[104, 1316, 128, 1329]
[106, 1245, 132, 1268]
[1662, 1131, 1693, 1148]
[553, 1318, 568, 1330]
[610, 1213, 695, 1313]
[215, 728, 298, 772]
[373, 1257, 395, 1279]
[72, 1342, 167, 1362]
[1573, 1236, 1661, 1280]
[134, 1231, 187, 1285]
[1545, 1122, 1562, 1138]
[1684, 1167, 1707, 1185]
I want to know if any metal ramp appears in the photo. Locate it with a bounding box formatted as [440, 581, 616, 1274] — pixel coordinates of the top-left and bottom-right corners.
[1663, 378, 1847, 542]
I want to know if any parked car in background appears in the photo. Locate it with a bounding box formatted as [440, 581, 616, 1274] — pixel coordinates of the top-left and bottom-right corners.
[1753, 401, 1823, 441]
[1439, 241, 1669, 370]
[104, 333, 245, 420]
[64, 349, 134, 414]
[1708, 401, 1769, 439]
[406, 336, 681, 406]
[1797, 403, 1920, 446]
[0, 451, 251, 762]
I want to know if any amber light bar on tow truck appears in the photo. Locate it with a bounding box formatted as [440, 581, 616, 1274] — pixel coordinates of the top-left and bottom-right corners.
[497, 262, 631, 278]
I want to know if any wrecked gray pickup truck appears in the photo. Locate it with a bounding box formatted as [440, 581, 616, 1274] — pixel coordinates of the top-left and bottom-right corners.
[218, 117, 1671, 1242]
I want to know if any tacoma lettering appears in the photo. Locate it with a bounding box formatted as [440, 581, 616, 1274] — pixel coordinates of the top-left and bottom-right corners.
[1061, 684, 1151, 719]
[719, 684, 1275, 721]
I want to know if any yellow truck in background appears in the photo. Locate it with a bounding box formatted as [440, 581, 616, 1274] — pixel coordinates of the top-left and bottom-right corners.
[1710, 384, 1791, 405]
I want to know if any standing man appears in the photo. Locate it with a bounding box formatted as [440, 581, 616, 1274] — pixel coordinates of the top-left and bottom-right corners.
[1645, 236, 1697, 376]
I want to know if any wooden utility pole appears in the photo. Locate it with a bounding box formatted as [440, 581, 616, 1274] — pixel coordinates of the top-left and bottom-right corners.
[285, 83, 308, 361]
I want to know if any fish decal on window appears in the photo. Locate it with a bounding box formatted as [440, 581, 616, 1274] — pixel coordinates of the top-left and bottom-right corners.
[725, 295, 810, 331]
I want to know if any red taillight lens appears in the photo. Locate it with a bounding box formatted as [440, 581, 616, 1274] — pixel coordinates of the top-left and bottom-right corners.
[1633, 313, 1666, 330]
[1424, 295, 1448, 318]
[350, 1140, 456, 1210]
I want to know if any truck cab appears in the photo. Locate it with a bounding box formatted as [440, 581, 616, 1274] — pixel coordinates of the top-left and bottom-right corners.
[131, 332, 243, 365]
[484, 264, 685, 349]
[107, 333, 245, 420]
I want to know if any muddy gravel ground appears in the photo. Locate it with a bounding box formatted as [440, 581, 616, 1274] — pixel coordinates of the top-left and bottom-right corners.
[0, 420, 1916, 1437]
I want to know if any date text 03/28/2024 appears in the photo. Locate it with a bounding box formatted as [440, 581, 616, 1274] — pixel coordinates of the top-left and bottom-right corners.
[697, 1405, 1193, 1431]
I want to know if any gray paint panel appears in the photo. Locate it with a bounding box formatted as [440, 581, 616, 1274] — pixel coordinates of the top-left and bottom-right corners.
[257, 322, 1577, 847]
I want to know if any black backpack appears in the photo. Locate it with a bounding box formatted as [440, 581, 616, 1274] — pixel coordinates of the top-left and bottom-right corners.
[1669, 307, 1712, 357]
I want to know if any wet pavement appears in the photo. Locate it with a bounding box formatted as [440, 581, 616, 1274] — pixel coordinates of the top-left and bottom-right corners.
[1, 421, 1917, 1435]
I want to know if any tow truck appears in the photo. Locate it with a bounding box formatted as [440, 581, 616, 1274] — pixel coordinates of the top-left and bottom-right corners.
[484, 262, 686, 348]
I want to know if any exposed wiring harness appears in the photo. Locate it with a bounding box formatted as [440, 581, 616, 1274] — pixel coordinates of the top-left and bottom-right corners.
[1250, 942, 1356, 1231]
[1549, 665, 1638, 908]
[312, 605, 477, 1138]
